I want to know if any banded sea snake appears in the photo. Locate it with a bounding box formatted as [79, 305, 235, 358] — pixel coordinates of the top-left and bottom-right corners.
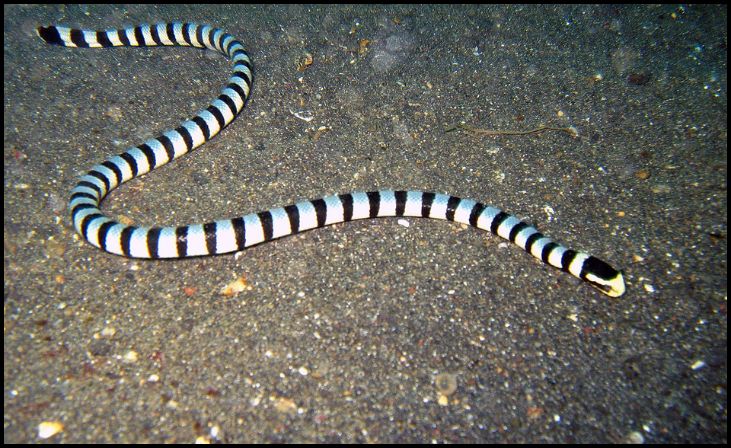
[38, 22, 625, 297]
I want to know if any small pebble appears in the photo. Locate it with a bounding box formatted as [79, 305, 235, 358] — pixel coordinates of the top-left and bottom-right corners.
[635, 169, 650, 180]
[690, 360, 706, 370]
[38, 421, 64, 439]
[220, 275, 247, 296]
[123, 350, 139, 363]
[626, 430, 644, 444]
[434, 373, 458, 396]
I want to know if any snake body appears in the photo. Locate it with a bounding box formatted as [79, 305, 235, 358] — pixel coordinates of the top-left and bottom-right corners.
[38, 22, 625, 297]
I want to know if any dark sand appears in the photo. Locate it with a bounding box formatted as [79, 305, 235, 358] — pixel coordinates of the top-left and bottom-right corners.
[4, 4, 726, 443]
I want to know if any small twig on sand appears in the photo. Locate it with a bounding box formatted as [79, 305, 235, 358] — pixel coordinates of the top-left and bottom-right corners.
[445, 123, 578, 138]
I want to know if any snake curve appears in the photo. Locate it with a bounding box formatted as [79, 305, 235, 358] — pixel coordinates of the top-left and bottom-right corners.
[37, 22, 625, 297]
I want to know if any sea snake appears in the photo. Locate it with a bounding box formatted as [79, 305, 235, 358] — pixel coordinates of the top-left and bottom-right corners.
[37, 22, 625, 297]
